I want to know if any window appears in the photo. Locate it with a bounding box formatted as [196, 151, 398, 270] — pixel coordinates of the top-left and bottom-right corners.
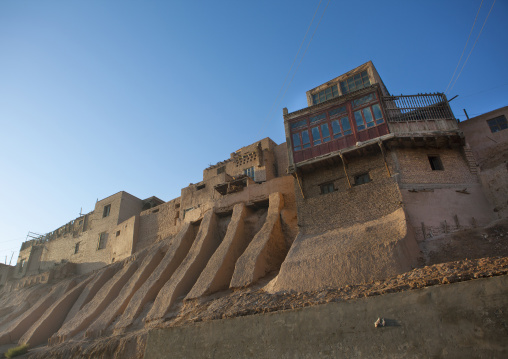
[217, 166, 225, 175]
[354, 107, 375, 131]
[244, 167, 255, 179]
[97, 232, 108, 250]
[354, 173, 371, 185]
[74, 242, 80, 254]
[78, 220, 83, 225]
[116, 230, 121, 237]
[428, 156, 444, 171]
[487, 115, 508, 133]
[320, 182, 335, 194]
[340, 71, 371, 94]
[312, 85, 339, 105]
[196, 183, 205, 190]
[103, 204, 111, 218]
[292, 130, 311, 151]
[19, 259, 26, 273]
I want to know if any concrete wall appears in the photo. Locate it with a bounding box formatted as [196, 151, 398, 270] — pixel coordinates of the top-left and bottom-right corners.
[144, 274, 508, 359]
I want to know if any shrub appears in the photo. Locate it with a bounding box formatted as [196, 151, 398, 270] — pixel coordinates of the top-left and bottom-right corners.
[5, 343, 29, 358]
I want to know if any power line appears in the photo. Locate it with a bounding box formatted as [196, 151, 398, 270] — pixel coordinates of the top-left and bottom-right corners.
[256, 0, 323, 140]
[444, 0, 483, 94]
[257, 0, 331, 139]
[448, 0, 496, 94]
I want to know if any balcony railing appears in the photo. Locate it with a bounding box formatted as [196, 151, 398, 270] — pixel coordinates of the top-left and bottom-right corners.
[382, 93, 454, 122]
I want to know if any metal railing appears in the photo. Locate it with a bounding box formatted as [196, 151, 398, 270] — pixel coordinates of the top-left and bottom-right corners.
[382, 93, 454, 122]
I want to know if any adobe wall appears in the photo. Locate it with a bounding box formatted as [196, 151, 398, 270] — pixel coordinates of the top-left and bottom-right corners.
[459, 106, 508, 169]
[203, 137, 279, 183]
[394, 147, 496, 240]
[144, 275, 508, 359]
[394, 147, 478, 185]
[459, 107, 508, 217]
[0, 264, 13, 287]
[274, 142, 289, 177]
[295, 151, 402, 234]
[274, 207, 419, 291]
[136, 198, 182, 253]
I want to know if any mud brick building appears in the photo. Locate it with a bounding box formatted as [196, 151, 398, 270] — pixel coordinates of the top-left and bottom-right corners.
[0, 62, 507, 354]
[276, 61, 496, 291]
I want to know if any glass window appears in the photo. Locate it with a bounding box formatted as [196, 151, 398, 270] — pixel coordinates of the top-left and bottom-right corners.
[341, 116, 352, 135]
[312, 85, 339, 105]
[487, 115, 508, 133]
[363, 107, 375, 128]
[354, 173, 371, 185]
[331, 120, 342, 138]
[354, 110, 365, 131]
[372, 103, 384, 124]
[244, 167, 255, 179]
[309, 113, 326, 124]
[301, 130, 311, 148]
[329, 106, 347, 118]
[291, 119, 307, 129]
[312, 127, 321, 145]
[352, 93, 375, 108]
[103, 204, 111, 218]
[340, 70, 371, 94]
[320, 182, 335, 194]
[292, 133, 301, 151]
[321, 123, 330, 142]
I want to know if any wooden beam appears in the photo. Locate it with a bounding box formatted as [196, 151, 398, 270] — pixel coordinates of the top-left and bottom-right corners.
[339, 153, 352, 188]
[378, 141, 391, 177]
[293, 171, 305, 199]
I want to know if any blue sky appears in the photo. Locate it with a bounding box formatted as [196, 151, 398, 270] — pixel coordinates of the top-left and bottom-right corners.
[1, 0, 507, 264]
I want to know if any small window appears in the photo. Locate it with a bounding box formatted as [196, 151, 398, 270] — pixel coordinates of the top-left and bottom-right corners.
[428, 156, 444, 171]
[354, 173, 371, 186]
[175, 203, 180, 209]
[487, 115, 508, 133]
[217, 166, 225, 175]
[78, 220, 83, 225]
[116, 230, 121, 237]
[19, 259, 26, 273]
[103, 204, 111, 218]
[196, 183, 206, 190]
[320, 182, 335, 194]
[74, 242, 80, 254]
[244, 167, 255, 179]
[97, 232, 108, 250]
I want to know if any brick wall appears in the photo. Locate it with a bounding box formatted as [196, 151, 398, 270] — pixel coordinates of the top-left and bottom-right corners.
[395, 147, 478, 185]
[136, 198, 182, 252]
[296, 152, 402, 234]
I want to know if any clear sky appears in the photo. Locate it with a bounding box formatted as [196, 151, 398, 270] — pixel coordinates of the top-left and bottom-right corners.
[1, 0, 507, 265]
